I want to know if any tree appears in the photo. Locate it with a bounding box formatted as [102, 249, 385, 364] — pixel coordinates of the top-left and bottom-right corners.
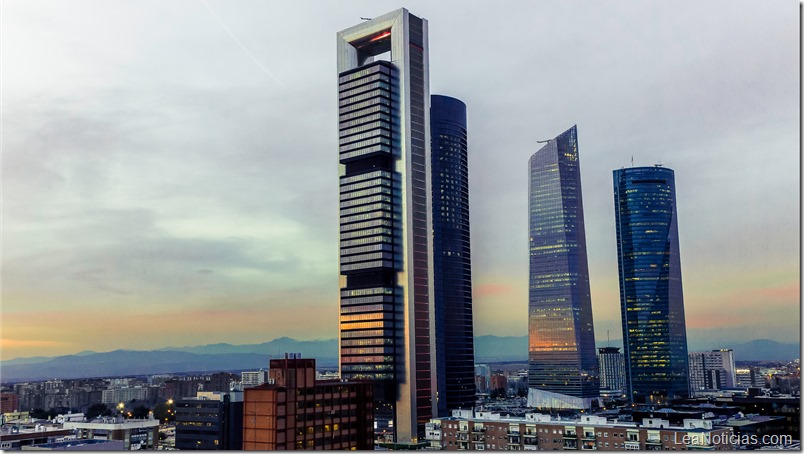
[132, 405, 150, 419]
[153, 402, 175, 424]
[86, 403, 111, 420]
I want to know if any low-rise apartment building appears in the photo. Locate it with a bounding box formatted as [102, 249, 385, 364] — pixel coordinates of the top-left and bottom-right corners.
[425, 410, 735, 450]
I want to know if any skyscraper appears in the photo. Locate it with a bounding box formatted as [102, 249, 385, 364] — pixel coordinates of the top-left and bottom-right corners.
[430, 94, 475, 416]
[336, 9, 433, 444]
[598, 347, 626, 391]
[527, 125, 599, 409]
[613, 165, 689, 403]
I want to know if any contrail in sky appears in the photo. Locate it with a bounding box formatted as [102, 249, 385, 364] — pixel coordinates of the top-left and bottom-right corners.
[199, 0, 285, 87]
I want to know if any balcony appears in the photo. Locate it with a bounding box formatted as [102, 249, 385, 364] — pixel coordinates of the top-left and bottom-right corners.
[581, 440, 597, 450]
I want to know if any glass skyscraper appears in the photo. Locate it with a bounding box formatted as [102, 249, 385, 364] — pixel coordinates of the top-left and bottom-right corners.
[430, 95, 475, 416]
[613, 166, 689, 404]
[527, 125, 599, 409]
[337, 9, 433, 444]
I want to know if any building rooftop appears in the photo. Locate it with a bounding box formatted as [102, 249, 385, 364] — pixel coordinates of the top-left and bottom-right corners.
[430, 410, 726, 433]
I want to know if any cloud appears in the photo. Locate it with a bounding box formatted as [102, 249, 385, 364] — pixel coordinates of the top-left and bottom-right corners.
[473, 283, 512, 298]
[1, 0, 798, 359]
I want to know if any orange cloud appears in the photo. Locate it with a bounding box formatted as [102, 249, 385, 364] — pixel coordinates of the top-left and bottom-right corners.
[474, 283, 512, 297]
[1, 338, 64, 348]
[755, 282, 800, 299]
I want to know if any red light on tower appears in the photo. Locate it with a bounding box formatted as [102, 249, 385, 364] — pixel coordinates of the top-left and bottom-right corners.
[370, 31, 391, 42]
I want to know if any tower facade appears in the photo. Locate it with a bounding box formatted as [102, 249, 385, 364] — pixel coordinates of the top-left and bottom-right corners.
[336, 9, 433, 444]
[598, 347, 626, 391]
[527, 125, 599, 409]
[430, 95, 475, 416]
[613, 166, 689, 403]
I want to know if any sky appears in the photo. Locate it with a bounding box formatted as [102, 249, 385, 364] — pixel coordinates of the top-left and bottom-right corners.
[2, 0, 799, 361]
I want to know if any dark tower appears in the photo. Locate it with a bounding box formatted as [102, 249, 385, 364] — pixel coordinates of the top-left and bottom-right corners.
[613, 165, 689, 403]
[527, 125, 600, 409]
[431, 95, 475, 416]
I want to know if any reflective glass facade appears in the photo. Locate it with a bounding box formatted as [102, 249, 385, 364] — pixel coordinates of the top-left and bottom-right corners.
[337, 9, 432, 444]
[430, 95, 475, 416]
[528, 125, 599, 408]
[613, 166, 689, 403]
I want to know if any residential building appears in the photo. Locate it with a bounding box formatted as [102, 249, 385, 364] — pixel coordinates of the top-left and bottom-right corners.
[100, 387, 150, 405]
[240, 370, 268, 389]
[489, 374, 507, 396]
[336, 8, 434, 444]
[735, 368, 761, 389]
[527, 125, 599, 409]
[474, 365, 491, 395]
[424, 410, 734, 450]
[431, 94, 475, 416]
[613, 165, 689, 403]
[1, 392, 19, 414]
[242, 355, 374, 450]
[598, 347, 625, 392]
[689, 350, 736, 394]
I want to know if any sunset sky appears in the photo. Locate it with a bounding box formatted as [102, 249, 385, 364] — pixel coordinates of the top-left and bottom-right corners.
[3, 0, 799, 360]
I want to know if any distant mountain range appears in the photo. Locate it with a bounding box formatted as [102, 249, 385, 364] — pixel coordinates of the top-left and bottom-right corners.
[1, 336, 798, 383]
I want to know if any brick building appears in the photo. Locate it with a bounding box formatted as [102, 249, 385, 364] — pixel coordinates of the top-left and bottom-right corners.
[425, 410, 735, 451]
[243, 355, 374, 450]
[1, 392, 19, 414]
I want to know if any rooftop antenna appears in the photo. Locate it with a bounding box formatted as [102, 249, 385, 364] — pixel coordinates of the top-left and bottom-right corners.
[630, 156, 634, 167]
[607, 329, 610, 347]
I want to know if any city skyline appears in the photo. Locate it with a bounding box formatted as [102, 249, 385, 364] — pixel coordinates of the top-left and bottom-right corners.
[3, 1, 799, 361]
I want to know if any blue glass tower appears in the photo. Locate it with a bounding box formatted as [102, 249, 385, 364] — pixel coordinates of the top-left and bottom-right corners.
[613, 166, 689, 404]
[430, 95, 475, 416]
[527, 125, 599, 409]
